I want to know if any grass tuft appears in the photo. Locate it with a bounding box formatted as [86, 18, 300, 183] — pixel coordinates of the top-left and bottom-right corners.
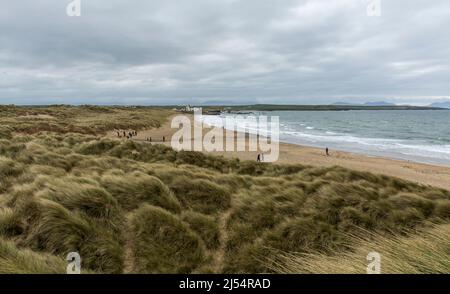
[268, 224, 450, 274]
[129, 205, 205, 273]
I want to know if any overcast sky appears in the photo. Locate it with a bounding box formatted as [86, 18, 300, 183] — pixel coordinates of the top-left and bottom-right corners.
[1, 0, 449, 105]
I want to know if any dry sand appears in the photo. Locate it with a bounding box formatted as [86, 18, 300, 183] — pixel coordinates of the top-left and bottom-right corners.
[107, 114, 450, 191]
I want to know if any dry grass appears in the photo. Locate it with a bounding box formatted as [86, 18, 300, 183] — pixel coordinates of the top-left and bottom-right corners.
[0, 237, 66, 274]
[128, 205, 205, 273]
[268, 224, 450, 274]
[0, 106, 449, 273]
[0, 105, 173, 136]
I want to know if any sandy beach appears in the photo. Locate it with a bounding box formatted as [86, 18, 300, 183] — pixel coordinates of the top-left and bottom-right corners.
[108, 114, 450, 191]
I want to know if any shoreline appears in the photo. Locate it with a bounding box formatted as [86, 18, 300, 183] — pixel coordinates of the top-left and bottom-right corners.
[107, 114, 450, 191]
[277, 139, 450, 169]
[200, 113, 450, 168]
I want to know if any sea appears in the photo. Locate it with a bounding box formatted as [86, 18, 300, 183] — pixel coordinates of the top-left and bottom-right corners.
[201, 110, 450, 167]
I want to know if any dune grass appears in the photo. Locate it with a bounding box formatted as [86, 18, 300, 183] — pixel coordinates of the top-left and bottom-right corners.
[0, 105, 172, 136]
[100, 172, 181, 213]
[0, 106, 449, 273]
[0, 236, 67, 274]
[181, 211, 221, 250]
[128, 205, 205, 273]
[268, 224, 450, 274]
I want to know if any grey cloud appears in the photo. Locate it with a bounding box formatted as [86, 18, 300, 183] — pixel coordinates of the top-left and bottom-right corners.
[0, 0, 449, 105]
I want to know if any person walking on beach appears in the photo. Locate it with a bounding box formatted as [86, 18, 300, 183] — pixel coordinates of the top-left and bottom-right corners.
[326, 147, 330, 156]
[163, 136, 165, 142]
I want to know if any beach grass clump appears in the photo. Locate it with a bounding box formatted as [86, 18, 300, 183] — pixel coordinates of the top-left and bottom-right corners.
[236, 161, 267, 176]
[76, 139, 119, 155]
[268, 224, 450, 274]
[36, 177, 120, 219]
[0, 237, 67, 274]
[107, 139, 177, 163]
[176, 150, 235, 173]
[0, 157, 25, 178]
[435, 200, 450, 218]
[0, 207, 23, 236]
[128, 205, 205, 273]
[101, 172, 181, 213]
[264, 218, 343, 253]
[0, 157, 26, 193]
[181, 211, 221, 249]
[0, 141, 27, 159]
[169, 177, 231, 214]
[388, 193, 435, 217]
[14, 198, 124, 273]
[0, 126, 13, 140]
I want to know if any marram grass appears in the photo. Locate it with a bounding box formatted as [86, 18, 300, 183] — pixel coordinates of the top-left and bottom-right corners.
[267, 224, 450, 274]
[0, 106, 449, 273]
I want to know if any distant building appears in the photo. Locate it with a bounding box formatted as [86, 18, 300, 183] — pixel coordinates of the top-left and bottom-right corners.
[183, 105, 201, 112]
[174, 105, 201, 113]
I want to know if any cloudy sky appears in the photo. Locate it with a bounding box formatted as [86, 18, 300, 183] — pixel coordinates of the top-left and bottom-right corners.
[1, 0, 449, 105]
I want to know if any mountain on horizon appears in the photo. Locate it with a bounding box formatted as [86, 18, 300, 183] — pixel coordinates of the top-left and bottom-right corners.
[430, 101, 450, 109]
[332, 101, 396, 106]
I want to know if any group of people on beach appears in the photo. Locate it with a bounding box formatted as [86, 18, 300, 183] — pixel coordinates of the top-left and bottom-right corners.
[114, 129, 331, 159]
[115, 130, 138, 139]
[114, 130, 166, 143]
[115, 130, 166, 143]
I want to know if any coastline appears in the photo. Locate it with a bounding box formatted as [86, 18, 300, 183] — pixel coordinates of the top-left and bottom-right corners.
[109, 113, 450, 191]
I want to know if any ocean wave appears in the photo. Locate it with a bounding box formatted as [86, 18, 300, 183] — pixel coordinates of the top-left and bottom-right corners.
[281, 130, 450, 159]
[199, 114, 450, 162]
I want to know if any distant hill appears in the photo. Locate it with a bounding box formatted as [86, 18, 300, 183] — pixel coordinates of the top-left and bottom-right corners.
[208, 104, 442, 112]
[200, 99, 256, 106]
[332, 102, 356, 106]
[430, 101, 450, 109]
[332, 101, 396, 106]
[363, 101, 396, 106]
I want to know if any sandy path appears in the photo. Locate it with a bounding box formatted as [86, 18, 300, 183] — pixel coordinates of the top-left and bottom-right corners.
[122, 214, 135, 274]
[210, 209, 233, 273]
[107, 114, 450, 191]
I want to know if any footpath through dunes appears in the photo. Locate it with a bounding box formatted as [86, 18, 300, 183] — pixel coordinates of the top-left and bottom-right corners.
[111, 114, 450, 191]
[0, 132, 450, 273]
